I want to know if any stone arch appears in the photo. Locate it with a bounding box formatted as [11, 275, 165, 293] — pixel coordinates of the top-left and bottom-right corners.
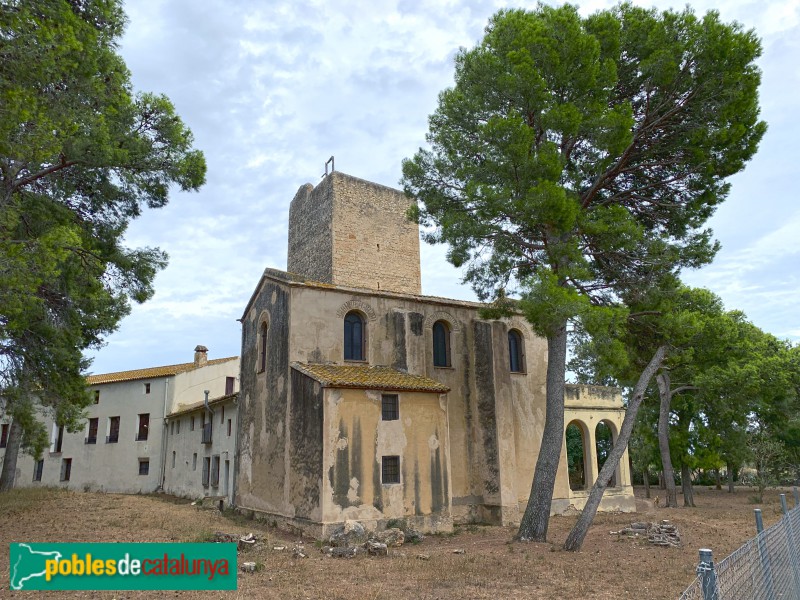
[336, 299, 377, 321]
[506, 317, 533, 337]
[423, 310, 461, 332]
[566, 420, 590, 491]
[595, 419, 619, 487]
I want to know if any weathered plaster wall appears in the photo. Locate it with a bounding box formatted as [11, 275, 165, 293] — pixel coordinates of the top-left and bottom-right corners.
[238, 272, 635, 531]
[321, 387, 451, 532]
[6, 379, 170, 493]
[171, 359, 239, 412]
[285, 281, 548, 525]
[163, 399, 237, 503]
[288, 369, 324, 521]
[236, 277, 292, 515]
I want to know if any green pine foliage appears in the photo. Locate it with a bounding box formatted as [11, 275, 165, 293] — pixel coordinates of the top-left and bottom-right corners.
[402, 3, 766, 539]
[0, 1, 206, 471]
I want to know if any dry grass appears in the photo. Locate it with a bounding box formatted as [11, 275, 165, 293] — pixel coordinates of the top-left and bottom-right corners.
[0, 485, 794, 599]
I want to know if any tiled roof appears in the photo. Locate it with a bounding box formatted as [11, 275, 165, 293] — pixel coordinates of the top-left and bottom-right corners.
[86, 357, 238, 385]
[169, 392, 238, 418]
[292, 363, 449, 393]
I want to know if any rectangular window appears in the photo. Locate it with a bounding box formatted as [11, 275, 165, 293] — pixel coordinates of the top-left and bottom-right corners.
[220, 405, 225, 424]
[211, 455, 220, 487]
[382, 456, 400, 484]
[137, 413, 149, 441]
[93, 390, 100, 404]
[33, 459, 44, 482]
[171, 451, 176, 469]
[381, 394, 399, 421]
[225, 376, 235, 395]
[0, 423, 8, 448]
[227, 419, 232, 437]
[86, 418, 99, 444]
[107, 417, 120, 443]
[139, 459, 150, 476]
[176, 419, 180, 435]
[192, 453, 197, 471]
[170, 420, 174, 435]
[202, 457, 210, 487]
[60, 458, 72, 482]
[144, 382, 151, 394]
[201, 420, 212, 444]
[190, 416, 195, 431]
[53, 425, 64, 453]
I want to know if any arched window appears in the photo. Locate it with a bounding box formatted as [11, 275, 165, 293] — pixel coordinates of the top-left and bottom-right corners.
[344, 311, 365, 361]
[595, 420, 617, 487]
[508, 329, 525, 372]
[432, 320, 451, 367]
[258, 321, 268, 373]
[566, 421, 587, 491]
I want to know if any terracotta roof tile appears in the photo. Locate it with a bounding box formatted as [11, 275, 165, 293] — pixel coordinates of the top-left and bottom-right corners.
[292, 363, 449, 393]
[168, 392, 238, 418]
[86, 357, 238, 385]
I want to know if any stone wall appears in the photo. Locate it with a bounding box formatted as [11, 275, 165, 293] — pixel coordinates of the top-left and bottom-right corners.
[286, 172, 421, 295]
[287, 182, 333, 283]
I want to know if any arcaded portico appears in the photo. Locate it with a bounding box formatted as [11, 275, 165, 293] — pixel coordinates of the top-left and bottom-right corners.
[562, 385, 635, 513]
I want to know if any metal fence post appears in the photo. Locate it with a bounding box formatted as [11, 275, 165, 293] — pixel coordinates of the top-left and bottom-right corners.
[794, 486, 799, 507]
[698, 548, 718, 600]
[780, 493, 788, 515]
[755, 508, 764, 533]
[784, 495, 800, 599]
[755, 509, 776, 600]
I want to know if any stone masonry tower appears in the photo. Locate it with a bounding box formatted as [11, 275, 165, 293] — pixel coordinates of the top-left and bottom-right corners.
[287, 171, 422, 294]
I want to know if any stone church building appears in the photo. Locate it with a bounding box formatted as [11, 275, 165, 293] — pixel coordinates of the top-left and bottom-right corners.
[234, 171, 635, 536]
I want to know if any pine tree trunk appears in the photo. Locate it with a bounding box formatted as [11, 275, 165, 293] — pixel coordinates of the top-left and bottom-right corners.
[714, 468, 722, 490]
[564, 346, 666, 551]
[681, 462, 695, 507]
[659, 471, 665, 490]
[644, 467, 650, 499]
[517, 321, 568, 542]
[0, 420, 22, 492]
[656, 373, 678, 508]
[727, 461, 735, 493]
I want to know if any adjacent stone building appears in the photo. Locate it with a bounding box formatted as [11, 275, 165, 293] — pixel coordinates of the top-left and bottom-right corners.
[0, 347, 239, 501]
[235, 171, 635, 537]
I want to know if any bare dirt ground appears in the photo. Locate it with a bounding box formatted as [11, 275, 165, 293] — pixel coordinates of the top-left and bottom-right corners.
[0, 485, 795, 599]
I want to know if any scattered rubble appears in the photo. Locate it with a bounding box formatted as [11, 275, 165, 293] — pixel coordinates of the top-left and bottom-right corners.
[238, 532, 257, 550]
[365, 541, 389, 556]
[612, 520, 681, 547]
[292, 542, 308, 559]
[452, 549, 466, 554]
[374, 527, 405, 546]
[329, 521, 368, 547]
[321, 521, 427, 558]
[241, 562, 257, 573]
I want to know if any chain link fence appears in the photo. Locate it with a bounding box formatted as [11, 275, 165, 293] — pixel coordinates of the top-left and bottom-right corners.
[680, 491, 800, 600]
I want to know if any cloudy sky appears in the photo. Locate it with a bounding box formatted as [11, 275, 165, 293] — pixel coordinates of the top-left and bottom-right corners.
[87, 0, 800, 375]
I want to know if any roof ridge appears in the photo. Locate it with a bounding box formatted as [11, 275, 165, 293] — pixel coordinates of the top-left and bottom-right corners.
[291, 362, 449, 393]
[86, 356, 238, 385]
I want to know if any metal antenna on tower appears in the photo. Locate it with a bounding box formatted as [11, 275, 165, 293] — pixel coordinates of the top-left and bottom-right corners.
[322, 156, 334, 177]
